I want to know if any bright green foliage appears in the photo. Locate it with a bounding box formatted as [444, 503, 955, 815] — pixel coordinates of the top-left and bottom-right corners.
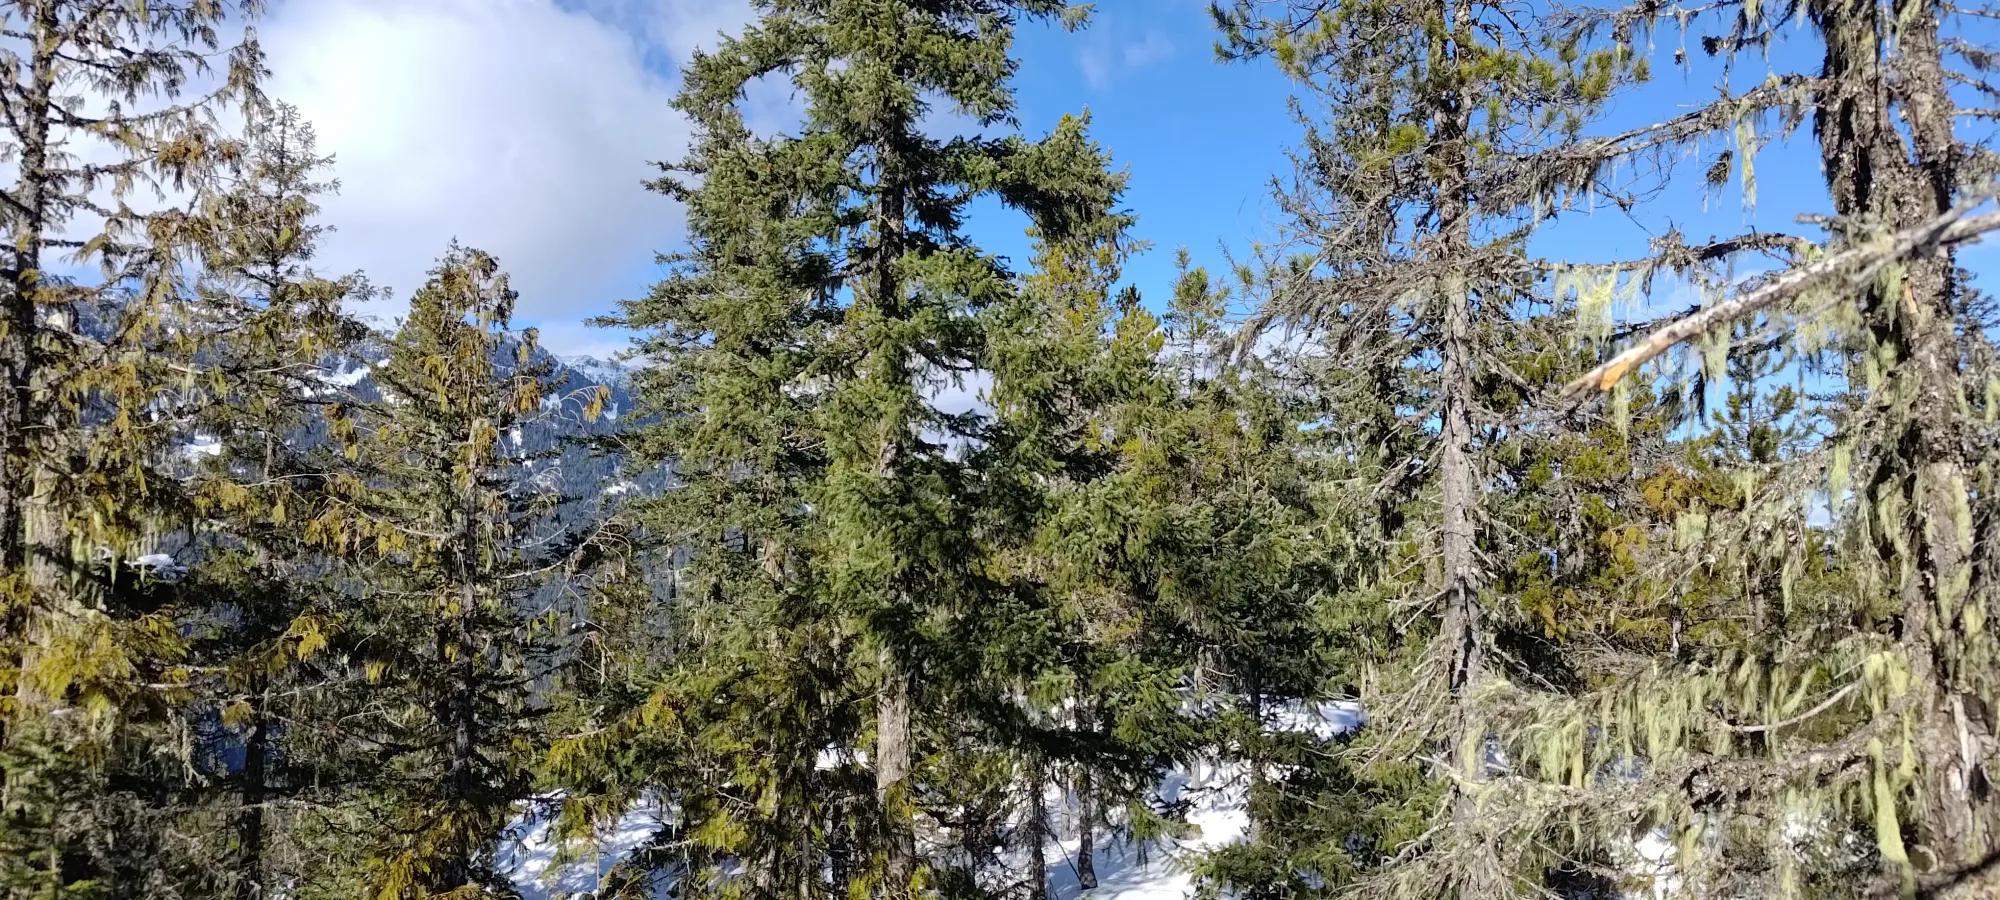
[1100, 257, 1376, 900]
[976, 214, 1198, 897]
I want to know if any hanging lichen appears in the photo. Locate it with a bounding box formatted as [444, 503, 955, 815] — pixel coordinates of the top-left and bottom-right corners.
[1734, 113, 1759, 209]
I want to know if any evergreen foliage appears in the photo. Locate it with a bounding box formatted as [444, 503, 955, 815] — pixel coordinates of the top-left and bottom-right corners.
[330, 246, 588, 899]
[5, 1, 2000, 898]
[0, 2, 272, 894]
[545, 4, 1182, 899]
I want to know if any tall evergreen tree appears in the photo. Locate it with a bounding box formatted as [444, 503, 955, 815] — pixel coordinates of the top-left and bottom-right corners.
[1506, 0, 2000, 892]
[0, 2, 266, 895]
[166, 103, 371, 900]
[1209, 1, 1640, 894]
[551, 3, 1144, 898]
[332, 246, 576, 899]
[976, 197, 1200, 900]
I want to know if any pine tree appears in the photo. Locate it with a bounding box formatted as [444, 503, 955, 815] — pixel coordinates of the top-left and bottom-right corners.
[1497, 0, 2000, 892]
[976, 184, 1199, 900]
[165, 103, 371, 900]
[1098, 256, 1356, 900]
[1209, 1, 1638, 894]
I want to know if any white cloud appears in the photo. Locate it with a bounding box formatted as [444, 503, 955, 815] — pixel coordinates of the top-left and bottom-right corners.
[260, 0, 758, 348]
[1123, 32, 1175, 70]
[1076, 24, 1175, 91]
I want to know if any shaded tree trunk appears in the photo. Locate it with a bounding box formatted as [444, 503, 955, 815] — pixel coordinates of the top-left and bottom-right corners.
[1075, 697, 1097, 892]
[234, 691, 270, 900]
[1027, 756, 1048, 900]
[435, 481, 485, 893]
[876, 649, 915, 895]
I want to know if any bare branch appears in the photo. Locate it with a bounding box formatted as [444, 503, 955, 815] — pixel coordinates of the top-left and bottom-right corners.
[1558, 205, 2000, 402]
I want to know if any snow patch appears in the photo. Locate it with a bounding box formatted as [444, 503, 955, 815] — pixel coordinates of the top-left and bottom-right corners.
[1267, 700, 1365, 739]
[505, 699, 1364, 900]
[560, 354, 631, 387]
[183, 435, 223, 458]
[314, 362, 372, 389]
[129, 553, 187, 582]
[503, 794, 675, 900]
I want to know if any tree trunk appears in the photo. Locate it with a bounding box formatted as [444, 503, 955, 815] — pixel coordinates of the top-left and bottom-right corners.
[234, 692, 270, 900]
[876, 648, 916, 896]
[7, 0, 62, 713]
[437, 479, 485, 892]
[1, 0, 52, 581]
[1811, 0, 1994, 872]
[1245, 682, 1266, 845]
[1428, 1, 1504, 894]
[1075, 773, 1096, 892]
[1434, 0, 1483, 784]
[3, 13, 64, 891]
[865, 76, 920, 894]
[1075, 697, 1097, 893]
[1027, 756, 1048, 900]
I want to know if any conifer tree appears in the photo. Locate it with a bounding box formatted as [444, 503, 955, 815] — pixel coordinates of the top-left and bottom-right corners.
[553, 3, 1142, 898]
[1490, 0, 2000, 892]
[1209, 1, 1638, 894]
[331, 246, 573, 899]
[977, 194, 1200, 900]
[1086, 256, 1353, 900]
[165, 103, 371, 900]
[0, 2, 266, 894]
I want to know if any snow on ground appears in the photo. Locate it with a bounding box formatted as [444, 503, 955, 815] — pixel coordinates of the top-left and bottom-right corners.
[1041, 756, 1247, 900]
[1045, 701, 1361, 900]
[503, 795, 677, 900]
[129, 553, 188, 581]
[182, 434, 223, 458]
[505, 700, 1363, 900]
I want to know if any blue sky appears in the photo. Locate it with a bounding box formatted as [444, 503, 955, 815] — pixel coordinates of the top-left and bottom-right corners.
[250, 0, 1995, 360]
[973, 0, 1297, 311]
[257, 0, 1302, 357]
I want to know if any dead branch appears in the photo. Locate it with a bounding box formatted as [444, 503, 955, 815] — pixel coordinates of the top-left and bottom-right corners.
[1557, 205, 2000, 403]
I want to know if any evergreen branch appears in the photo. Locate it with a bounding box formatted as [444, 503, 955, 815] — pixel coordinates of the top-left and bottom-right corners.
[1478, 75, 1820, 202]
[1544, 229, 1805, 275]
[1679, 691, 1919, 808]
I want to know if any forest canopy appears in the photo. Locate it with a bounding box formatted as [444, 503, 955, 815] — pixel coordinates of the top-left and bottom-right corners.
[3, 1, 2000, 899]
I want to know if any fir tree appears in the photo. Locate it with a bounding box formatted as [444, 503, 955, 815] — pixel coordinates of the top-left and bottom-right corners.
[1506, 0, 2000, 892]
[0, 2, 266, 895]
[553, 3, 1143, 898]
[976, 187, 1196, 900]
[166, 103, 371, 900]
[1210, 0, 1638, 894]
